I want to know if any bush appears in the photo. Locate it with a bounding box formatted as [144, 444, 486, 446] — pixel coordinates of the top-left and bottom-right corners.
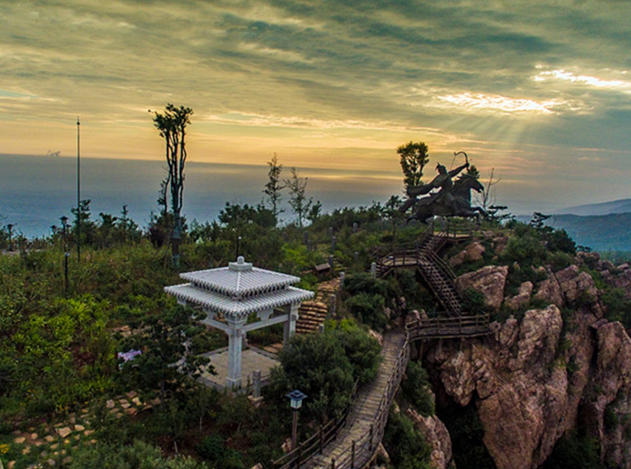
[69, 439, 209, 469]
[541, 430, 604, 469]
[601, 287, 631, 329]
[464, 288, 486, 311]
[328, 319, 381, 384]
[271, 330, 355, 422]
[196, 434, 244, 469]
[401, 362, 434, 416]
[343, 273, 389, 298]
[270, 320, 381, 422]
[345, 293, 387, 331]
[501, 230, 547, 267]
[383, 409, 432, 469]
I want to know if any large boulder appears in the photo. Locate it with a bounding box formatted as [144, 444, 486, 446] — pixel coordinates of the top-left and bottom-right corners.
[449, 241, 486, 268]
[554, 264, 599, 305]
[406, 408, 453, 469]
[586, 321, 631, 468]
[458, 265, 509, 311]
[505, 281, 533, 310]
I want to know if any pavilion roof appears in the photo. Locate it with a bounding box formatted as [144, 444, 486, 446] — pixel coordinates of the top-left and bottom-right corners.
[179, 257, 301, 298]
[165, 284, 314, 316]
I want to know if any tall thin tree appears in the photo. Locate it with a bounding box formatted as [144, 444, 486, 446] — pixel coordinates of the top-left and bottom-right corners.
[285, 167, 312, 228]
[263, 153, 285, 226]
[152, 104, 193, 267]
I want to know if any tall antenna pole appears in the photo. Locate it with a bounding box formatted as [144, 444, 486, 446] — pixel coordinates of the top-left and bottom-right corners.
[77, 116, 81, 262]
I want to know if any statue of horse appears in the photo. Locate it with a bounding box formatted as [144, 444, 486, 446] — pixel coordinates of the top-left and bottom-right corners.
[404, 173, 487, 223]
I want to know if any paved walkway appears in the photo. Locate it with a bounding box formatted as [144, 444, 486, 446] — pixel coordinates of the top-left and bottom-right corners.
[199, 347, 279, 391]
[308, 330, 408, 469]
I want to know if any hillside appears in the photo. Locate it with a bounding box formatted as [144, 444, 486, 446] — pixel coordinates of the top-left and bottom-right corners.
[546, 213, 631, 252]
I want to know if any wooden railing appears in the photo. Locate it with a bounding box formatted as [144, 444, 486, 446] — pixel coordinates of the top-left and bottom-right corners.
[406, 314, 491, 341]
[272, 382, 360, 469]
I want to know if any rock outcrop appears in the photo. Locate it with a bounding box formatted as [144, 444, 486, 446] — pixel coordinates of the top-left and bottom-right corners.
[406, 408, 453, 469]
[458, 265, 509, 311]
[422, 257, 631, 469]
[505, 281, 533, 310]
[449, 241, 486, 267]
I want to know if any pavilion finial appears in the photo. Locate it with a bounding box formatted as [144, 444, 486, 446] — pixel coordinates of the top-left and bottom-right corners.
[229, 256, 253, 272]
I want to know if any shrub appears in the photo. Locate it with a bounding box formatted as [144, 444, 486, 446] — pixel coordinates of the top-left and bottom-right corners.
[270, 320, 380, 422]
[383, 409, 432, 469]
[464, 288, 486, 311]
[401, 362, 435, 416]
[196, 434, 244, 469]
[501, 231, 547, 268]
[343, 273, 389, 298]
[541, 430, 604, 469]
[328, 319, 381, 384]
[271, 330, 355, 422]
[345, 293, 387, 331]
[69, 439, 209, 469]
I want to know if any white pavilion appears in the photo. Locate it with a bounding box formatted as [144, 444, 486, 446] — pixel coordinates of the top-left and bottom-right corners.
[165, 256, 314, 389]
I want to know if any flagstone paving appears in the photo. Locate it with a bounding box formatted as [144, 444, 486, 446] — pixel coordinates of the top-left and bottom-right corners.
[2, 392, 157, 469]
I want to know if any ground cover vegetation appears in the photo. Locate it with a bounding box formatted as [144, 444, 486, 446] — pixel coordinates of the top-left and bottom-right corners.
[0, 181, 444, 468]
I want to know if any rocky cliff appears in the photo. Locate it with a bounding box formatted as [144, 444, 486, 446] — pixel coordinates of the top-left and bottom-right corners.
[415, 250, 631, 469]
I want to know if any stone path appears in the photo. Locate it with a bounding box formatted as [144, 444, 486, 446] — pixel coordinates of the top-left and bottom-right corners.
[199, 348, 279, 391]
[2, 392, 156, 469]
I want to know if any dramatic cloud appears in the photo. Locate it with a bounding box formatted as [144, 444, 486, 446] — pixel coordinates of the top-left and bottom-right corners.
[0, 0, 630, 212]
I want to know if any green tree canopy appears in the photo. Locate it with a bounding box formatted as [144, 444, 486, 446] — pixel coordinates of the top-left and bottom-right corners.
[398, 141, 429, 190]
[270, 320, 380, 423]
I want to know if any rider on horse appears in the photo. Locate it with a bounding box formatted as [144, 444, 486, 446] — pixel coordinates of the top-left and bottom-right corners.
[401, 161, 470, 214]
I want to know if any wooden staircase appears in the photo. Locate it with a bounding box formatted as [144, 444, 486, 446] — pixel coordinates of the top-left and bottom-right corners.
[296, 301, 328, 334]
[296, 278, 341, 335]
[375, 225, 491, 338]
[376, 229, 466, 317]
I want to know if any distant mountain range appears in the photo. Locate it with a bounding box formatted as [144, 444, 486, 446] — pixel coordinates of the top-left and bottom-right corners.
[554, 198, 631, 216]
[516, 198, 631, 252]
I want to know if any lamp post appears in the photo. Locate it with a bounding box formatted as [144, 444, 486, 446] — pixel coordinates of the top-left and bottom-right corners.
[287, 390, 307, 450]
[60, 216, 68, 247]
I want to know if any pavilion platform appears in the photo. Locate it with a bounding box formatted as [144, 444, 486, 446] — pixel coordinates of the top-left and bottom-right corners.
[198, 345, 281, 392]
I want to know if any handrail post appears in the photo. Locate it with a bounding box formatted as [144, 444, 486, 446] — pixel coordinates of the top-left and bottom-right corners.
[319, 425, 324, 454]
[331, 459, 336, 469]
[297, 444, 302, 469]
[351, 441, 356, 469]
[369, 424, 374, 450]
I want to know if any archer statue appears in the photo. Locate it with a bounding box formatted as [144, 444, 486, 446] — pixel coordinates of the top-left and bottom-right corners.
[400, 151, 487, 223]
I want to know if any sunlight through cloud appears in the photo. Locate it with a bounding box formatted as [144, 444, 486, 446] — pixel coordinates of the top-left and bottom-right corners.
[534, 68, 631, 93]
[434, 93, 565, 114]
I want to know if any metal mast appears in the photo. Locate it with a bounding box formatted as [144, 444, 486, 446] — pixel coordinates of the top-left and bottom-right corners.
[76, 116, 81, 262]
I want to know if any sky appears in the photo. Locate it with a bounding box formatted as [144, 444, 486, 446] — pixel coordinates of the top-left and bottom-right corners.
[1, 0, 631, 214]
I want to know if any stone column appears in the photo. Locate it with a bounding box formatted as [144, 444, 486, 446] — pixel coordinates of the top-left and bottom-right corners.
[252, 370, 262, 399]
[226, 315, 247, 389]
[283, 302, 300, 345]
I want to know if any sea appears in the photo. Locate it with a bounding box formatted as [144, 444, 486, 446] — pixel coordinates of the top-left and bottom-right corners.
[0, 154, 401, 238]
